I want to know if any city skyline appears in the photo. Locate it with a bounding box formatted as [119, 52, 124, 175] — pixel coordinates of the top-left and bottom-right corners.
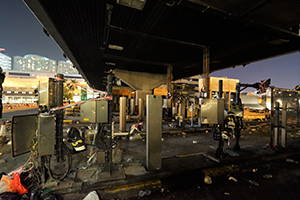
[1, 0, 299, 91]
[0, 52, 78, 74]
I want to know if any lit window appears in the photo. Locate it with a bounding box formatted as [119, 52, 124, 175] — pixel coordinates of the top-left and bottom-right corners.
[14, 91, 18, 93]
[7, 91, 11, 93]
[29, 92, 33, 94]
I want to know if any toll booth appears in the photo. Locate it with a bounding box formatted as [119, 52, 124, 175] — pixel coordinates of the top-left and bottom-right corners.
[199, 76, 239, 110]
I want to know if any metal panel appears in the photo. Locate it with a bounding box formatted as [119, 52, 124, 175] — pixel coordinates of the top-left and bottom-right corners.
[38, 78, 58, 108]
[146, 95, 162, 171]
[38, 114, 55, 156]
[96, 100, 108, 123]
[200, 99, 225, 124]
[80, 100, 108, 123]
[38, 80, 49, 106]
[11, 114, 38, 157]
[81, 101, 96, 122]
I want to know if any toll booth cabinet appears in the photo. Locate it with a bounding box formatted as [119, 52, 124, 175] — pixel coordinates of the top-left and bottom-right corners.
[80, 100, 108, 123]
[200, 99, 225, 124]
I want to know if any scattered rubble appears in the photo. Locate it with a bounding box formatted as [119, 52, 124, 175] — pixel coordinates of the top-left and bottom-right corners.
[263, 174, 273, 179]
[286, 158, 299, 164]
[204, 176, 212, 184]
[228, 176, 238, 182]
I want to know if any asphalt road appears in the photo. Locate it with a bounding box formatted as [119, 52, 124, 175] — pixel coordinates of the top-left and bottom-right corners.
[124, 154, 300, 200]
[1, 106, 38, 122]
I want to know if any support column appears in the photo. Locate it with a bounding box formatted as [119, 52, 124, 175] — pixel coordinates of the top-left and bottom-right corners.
[120, 97, 126, 132]
[146, 95, 162, 171]
[203, 47, 210, 98]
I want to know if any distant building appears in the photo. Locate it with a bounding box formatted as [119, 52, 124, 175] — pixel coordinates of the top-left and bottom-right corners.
[13, 54, 56, 72]
[0, 53, 12, 70]
[57, 60, 78, 74]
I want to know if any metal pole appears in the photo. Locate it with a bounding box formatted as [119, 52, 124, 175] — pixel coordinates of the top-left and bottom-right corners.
[56, 74, 64, 162]
[167, 65, 173, 116]
[218, 80, 223, 99]
[281, 101, 287, 148]
[191, 103, 194, 126]
[181, 100, 186, 128]
[139, 98, 144, 121]
[274, 102, 280, 146]
[235, 83, 241, 105]
[120, 97, 126, 132]
[203, 47, 210, 98]
[296, 92, 299, 127]
[107, 71, 113, 165]
[269, 86, 274, 148]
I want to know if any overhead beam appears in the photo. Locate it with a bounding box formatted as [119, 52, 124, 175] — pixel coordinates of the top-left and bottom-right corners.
[103, 54, 171, 66]
[107, 25, 207, 49]
[185, 0, 300, 37]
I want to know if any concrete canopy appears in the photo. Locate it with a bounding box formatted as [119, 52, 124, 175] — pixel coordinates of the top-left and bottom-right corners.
[23, 0, 300, 90]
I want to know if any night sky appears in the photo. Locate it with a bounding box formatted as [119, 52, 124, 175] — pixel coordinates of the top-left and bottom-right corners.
[1, 0, 299, 90]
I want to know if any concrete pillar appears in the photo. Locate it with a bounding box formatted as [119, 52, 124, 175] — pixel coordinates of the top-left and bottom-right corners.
[136, 90, 151, 117]
[120, 97, 126, 132]
[130, 98, 135, 115]
[139, 98, 144, 121]
[114, 69, 167, 115]
[203, 47, 210, 98]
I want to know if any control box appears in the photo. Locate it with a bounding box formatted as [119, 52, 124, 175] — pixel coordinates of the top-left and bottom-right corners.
[80, 100, 108, 123]
[200, 99, 224, 124]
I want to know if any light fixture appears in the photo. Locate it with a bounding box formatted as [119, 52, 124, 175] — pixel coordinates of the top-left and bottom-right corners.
[116, 0, 147, 10]
[108, 44, 124, 51]
[105, 62, 116, 66]
[268, 39, 289, 45]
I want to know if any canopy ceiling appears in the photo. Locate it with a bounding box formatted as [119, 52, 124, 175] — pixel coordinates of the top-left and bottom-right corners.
[24, 0, 300, 89]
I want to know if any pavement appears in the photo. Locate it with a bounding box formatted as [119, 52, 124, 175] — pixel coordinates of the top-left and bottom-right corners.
[0, 108, 300, 199]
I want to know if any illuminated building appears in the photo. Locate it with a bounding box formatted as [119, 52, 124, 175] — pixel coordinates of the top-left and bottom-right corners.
[0, 53, 12, 70]
[57, 60, 78, 74]
[13, 54, 56, 72]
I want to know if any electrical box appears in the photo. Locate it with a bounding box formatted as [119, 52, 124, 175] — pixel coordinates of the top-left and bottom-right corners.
[80, 100, 108, 123]
[38, 113, 55, 156]
[39, 78, 58, 108]
[200, 99, 224, 124]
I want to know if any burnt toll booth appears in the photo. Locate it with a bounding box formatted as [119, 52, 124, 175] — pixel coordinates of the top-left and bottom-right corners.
[3, 0, 300, 198]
